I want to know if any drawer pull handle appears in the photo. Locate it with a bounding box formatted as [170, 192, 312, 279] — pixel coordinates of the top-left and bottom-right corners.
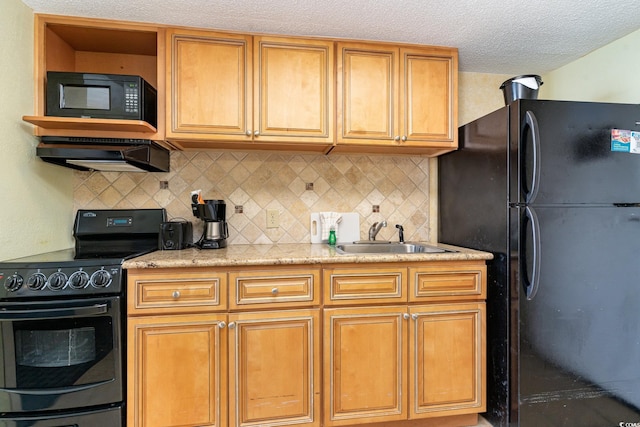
[219, 321, 226, 329]
[271, 287, 279, 295]
[172, 290, 180, 299]
[229, 322, 236, 329]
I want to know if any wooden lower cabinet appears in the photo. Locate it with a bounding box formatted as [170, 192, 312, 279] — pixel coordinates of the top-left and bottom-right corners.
[228, 310, 321, 427]
[324, 303, 485, 426]
[324, 306, 408, 425]
[127, 313, 228, 427]
[127, 261, 486, 427]
[409, 303, 486, 418]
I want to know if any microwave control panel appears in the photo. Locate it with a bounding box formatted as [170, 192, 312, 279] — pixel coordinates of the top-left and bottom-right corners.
[125, 83, 139, 114]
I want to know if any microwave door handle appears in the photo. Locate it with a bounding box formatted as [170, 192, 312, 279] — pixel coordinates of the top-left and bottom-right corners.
[0, 303, 108, 320]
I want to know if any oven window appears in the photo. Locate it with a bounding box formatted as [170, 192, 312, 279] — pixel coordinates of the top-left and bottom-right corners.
[12, 316, 115, 389]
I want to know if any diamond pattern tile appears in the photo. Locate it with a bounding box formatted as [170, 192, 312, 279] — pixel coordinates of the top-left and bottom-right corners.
[73, 151, 433, 244]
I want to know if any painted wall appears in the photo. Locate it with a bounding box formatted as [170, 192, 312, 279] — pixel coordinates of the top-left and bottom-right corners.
[540, 28, 640, 103]
[459, 72, 511, 125]
[0, 0, 74, 260]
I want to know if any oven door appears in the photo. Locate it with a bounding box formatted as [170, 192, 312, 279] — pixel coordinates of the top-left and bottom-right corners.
[0, 296, 122, 414]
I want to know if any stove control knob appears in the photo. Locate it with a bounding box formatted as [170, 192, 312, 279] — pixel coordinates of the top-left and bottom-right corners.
[26, 273, 47, 290]
[69, 271, 90, 289]
[4, 274, 24, 292]
[91, 269, 112, 288]
[48, 272, 68, 290]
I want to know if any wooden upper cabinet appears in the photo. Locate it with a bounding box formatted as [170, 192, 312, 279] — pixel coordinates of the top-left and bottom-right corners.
[336, 43, 399, 143]
[166, 29, 252, 142]
[336, 42, 458, 156]
[27, 17, 459, 156]
[166, 31, 333, 151]
[400, 46, 457, 148]
[253, 36, 334, 145]
[24, 15, 164, 140]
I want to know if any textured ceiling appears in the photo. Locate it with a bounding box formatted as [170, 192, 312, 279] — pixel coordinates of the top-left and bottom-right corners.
[20, 0, 640, 74]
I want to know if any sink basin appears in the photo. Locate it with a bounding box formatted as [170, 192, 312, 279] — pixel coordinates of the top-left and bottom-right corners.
[335, 242, 452, 255]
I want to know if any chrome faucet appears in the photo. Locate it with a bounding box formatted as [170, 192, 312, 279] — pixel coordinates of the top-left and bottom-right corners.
[395, 224, 404, 243]
[368, 220, 387, 240]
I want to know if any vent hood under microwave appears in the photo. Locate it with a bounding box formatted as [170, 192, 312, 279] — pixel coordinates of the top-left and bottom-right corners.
[36, 137, 170, 172]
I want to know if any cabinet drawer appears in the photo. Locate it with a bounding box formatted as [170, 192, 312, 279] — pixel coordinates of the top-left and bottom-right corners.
[409, 262, 486, 301]
[229, 268, 320, 309]
[128, 268, 227, 315]
[323, 267, 406, 305]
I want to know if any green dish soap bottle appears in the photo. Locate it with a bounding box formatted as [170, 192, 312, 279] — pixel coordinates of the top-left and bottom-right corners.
[328, 226, 336, 246]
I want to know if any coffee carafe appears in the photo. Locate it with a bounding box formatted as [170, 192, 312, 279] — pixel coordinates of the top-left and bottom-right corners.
[192, 199, 228, 249]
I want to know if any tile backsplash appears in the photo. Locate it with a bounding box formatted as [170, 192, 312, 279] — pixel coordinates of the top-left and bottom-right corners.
[73, 150, 434, 245]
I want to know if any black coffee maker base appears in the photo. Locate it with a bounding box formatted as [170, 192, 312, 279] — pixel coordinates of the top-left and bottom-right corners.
[196, 239, 227, 249]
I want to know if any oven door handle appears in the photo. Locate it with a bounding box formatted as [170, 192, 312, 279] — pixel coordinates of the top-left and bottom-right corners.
[0, 380, 114, 395]
[0, 303, 108, 320]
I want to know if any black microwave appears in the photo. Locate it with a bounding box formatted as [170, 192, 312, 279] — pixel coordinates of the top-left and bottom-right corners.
[46, 71, 157, 128]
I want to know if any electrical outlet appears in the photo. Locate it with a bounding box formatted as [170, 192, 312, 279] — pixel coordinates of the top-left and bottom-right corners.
[266, 209, 279, 228]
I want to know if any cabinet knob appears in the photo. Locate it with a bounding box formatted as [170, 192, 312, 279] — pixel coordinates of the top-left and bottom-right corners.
[218, 321, 226, 329]
[403, 313, 410, 320]
[394, 135, 400, 142]
[254, 130, 260, 137]
[401, 135, 407, 142]
[271, 287, 279, 295]
[172, 290, 180, 299]
[411, 313, 418, 320]
[228, 322, 236, 329]
[246, 130, 252, 137]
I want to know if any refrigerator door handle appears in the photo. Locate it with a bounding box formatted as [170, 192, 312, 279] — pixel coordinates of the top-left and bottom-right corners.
[524, 110, 541, 204]
[522, 206, 541, 300]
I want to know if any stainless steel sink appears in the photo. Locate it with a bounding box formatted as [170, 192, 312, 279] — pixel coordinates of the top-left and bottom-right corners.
[335, 242, 452, 255]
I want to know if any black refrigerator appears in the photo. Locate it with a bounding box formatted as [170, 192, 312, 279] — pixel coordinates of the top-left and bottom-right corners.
[439, 99, 640, 426]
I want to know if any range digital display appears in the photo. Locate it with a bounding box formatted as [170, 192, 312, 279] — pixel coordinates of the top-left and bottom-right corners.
[107, 217, 132, 227]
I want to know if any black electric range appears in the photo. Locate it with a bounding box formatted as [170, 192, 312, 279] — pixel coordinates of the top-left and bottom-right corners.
[0, 208, 165, 300]
[0, 208, 165, 427]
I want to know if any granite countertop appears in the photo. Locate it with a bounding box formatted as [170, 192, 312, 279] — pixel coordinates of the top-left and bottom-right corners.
[123, 243, 493, 269]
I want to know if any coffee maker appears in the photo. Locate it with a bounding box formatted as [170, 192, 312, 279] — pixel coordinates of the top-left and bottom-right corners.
[192, 199, 228, 249]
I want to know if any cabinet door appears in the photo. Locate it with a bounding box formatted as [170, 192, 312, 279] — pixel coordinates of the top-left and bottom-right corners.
[127, 313, 227, 427]
[336, 42, 399, 144]
[253, 36, 334, 144]
[408, 303, 485, 418]
[399, 46, 457, 148]
[323, 306, 408, 425]
[228, 309, 320, 427]
[166, 29, 252, 141]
